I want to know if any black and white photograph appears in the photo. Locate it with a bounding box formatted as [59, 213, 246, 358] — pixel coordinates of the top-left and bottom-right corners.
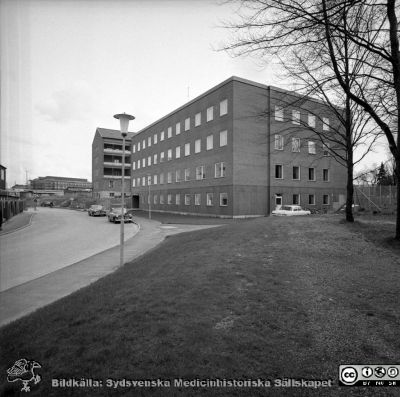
[1, 0, 399, 396]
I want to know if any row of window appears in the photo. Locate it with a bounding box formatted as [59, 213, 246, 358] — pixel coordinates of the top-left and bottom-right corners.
[132, 162, 226, 187]
[132, 99, 228, 153]
[277, 193, 330, 206]
[274, 135, 330, 155]
[274, 106, 330, 130]
[132, 131, 228, 170]
[143, 192, 228, 207]
[275, 165, 330, 181]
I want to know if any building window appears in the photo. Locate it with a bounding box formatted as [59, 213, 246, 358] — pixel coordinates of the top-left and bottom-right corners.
[292, 166, 300, 180]
[323, 117, 330, 131]
[142, 176, 146, 186]
[168, 194, 172, 204]
[160, 152, 165, 162]
[275, 135, 284, 150]
[185, 117, 190, 131]
[220, 130, 227, 147]
[160, 194, 164, 204]
[132, 162, 136, 171]
[133, 144, 136, 153]
[167, 149, 172, 161]
[275, 164, 283, 179]
[323, 194, 330, 205]
[323, 169, 329, 182]
[308, 194, 315, 205]
[148, 156, 151, 166]
[275, 106, 284, 121]
[138, 142, 141, 151]
[137, 160, 141, 169]
[154, 195, 158, 205]
[308, 168, 315, 181]
[153, 174, 158, 185]
[292, 194, 300, 205]
[176, 146, 181, 159]
[148, 137, 151, 147]
[220, 99, 228, 116]
[176, 170, 182, 182]
[185, 143, 190, 156]
[215, 162, 226, 178]
[220, 193, 228, 206]
[323, 143, 330, 156]
[196, 165, 205, 180]
[137, 177, 140, 187]
[109, 180, 114, 188]
[154, 134, 158, 144]
[167, 172, 172, 184]
[176, 194, 180, 205]
[308, 114, 316, 128]
[160, 173, 164, 184]
[109, 192, 115, 197]
[160, 131, 165, 141]
[207, 106, 213, 122]
[185, 168, 190, 181]
[308, 141, 316, 154]
[185, 194, 191, 205]
[292, 137, 300, 152]
[176, 122, 181, 135]
[154, 153, 158, 164]
[143, 139, 146, 149]
[206, 193, 213, 206]
[292, 109, 300, 125]
[167, 127, 172, 138]
[206, 134, 213, 150]
[142, 158, 146, 168]
[195, 112, 201, 126]
[195, 139, 201, 153]
[132, 179, 136, 187]
[195, 193, 201, 206]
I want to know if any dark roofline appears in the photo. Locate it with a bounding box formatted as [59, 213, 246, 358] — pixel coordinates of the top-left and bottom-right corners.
[32, 176, 89, 182]
[96, 128, 135, 140]
[133, 76, 334, 137]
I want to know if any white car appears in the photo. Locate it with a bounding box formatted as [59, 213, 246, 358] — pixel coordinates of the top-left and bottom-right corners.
[271, 205, 311, 216]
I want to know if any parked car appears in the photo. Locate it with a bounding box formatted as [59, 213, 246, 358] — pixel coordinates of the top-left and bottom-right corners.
[88, 205, 107, 217]
[108, 208, 133, 223]
[40, 201, 53, 207]
[271, 205, 311, 216]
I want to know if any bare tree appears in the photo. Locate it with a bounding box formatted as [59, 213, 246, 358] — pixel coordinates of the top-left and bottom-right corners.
[224, 0, 400, 237]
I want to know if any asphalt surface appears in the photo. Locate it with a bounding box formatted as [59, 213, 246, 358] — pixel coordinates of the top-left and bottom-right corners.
[0, 207, 138, 292]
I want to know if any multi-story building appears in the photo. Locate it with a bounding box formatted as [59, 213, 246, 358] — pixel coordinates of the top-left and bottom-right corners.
[0, 165, 6, 191]
[92, 77, 347, 217]
[92, 128, 134, 198]
[31, 176, 92, 191]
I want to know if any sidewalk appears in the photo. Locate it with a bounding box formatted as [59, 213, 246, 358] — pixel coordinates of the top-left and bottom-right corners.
[0, 210, 35, 236]
[0, 218, 221, 327]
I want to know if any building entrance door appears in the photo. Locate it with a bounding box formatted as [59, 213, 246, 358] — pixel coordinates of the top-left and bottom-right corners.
[132, 195, 140, 209]
[275, 194, 282, 210]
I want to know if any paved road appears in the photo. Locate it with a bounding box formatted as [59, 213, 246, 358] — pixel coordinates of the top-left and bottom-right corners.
[0, 208, 138, 292]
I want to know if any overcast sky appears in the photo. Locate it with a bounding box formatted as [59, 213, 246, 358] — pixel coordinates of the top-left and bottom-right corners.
[1, 0, 386, 187]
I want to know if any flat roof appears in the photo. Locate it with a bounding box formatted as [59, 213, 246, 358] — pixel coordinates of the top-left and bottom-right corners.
[96, 128, 135, 140]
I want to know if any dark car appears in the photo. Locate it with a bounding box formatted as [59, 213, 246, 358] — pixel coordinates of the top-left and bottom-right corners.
[108, 208, 133, 223]
[88, 205, 107, 217]
[40, 201, 53, 207]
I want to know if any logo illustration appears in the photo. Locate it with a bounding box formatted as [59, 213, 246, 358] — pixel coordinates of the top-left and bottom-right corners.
[340, 366, 358, 385]
[387, 367, 399, 378]
[361, 367, 373, 378]
[374, 367, 386, 378]
[6, 358, 41, 392]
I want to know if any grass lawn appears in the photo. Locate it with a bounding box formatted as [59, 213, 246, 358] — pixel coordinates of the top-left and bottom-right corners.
[1, 215, 400, 396]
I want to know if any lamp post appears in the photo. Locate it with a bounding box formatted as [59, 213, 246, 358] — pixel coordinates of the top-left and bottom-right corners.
[148, 174, 152, 219]
[114, 112, 135, 267]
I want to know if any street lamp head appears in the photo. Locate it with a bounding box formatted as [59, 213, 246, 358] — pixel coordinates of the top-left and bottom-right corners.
[114, 112, 135, 136]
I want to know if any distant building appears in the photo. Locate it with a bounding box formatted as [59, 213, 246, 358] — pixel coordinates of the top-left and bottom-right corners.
[0, 165, 6, 191]
[92, 128, 134, 198]
[31, 176, 92, 191]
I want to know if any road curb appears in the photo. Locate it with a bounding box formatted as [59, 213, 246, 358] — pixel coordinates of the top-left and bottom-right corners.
[0, 213, 36, 236]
